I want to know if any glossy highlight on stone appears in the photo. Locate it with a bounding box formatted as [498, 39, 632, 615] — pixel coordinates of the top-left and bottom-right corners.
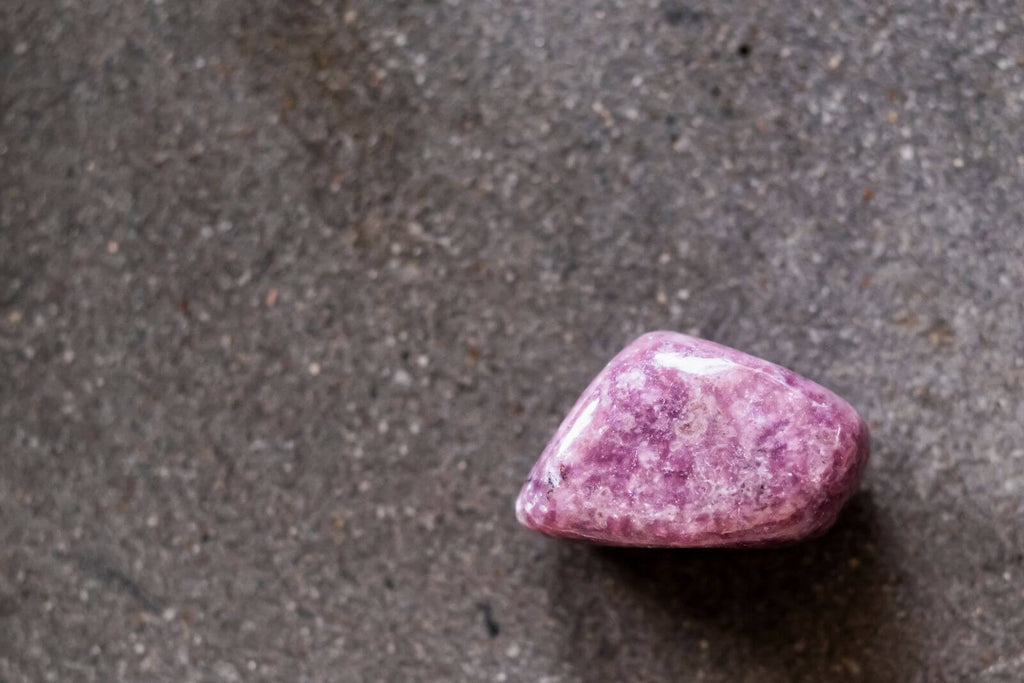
[515, 332, 870, 547]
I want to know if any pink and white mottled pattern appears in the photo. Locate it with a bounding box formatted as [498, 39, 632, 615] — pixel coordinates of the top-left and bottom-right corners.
[515, 331, 870, 547]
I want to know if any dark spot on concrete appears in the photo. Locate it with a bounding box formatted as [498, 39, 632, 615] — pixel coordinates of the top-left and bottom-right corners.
[666, 114, 681, 143]
[661, 1, 703, 26]
[55, 551, 162, 614]
[925, 318, 955, 348]
[477, 601, 500, 638]
[738, 43, 751, 57]
[0, 595, 18, 618]
[383, 576, 395, 590]
[255, 249, 275, 278]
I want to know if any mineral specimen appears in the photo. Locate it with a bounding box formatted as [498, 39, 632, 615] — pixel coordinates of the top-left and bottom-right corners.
[515, 331, 869, 547]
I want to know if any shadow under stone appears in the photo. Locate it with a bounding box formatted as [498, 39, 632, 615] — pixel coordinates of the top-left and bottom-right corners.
[546, 492, 915, 682]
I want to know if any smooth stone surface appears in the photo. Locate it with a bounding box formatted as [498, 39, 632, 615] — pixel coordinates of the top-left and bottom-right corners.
[516, 332, 870, 547]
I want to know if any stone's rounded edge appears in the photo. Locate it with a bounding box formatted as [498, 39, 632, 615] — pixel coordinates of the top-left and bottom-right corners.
[512, 337, 646, 536]
[630, 330, 759, 366]
[514, 477, 543, 531]
[841, 412, 872, 509]
[639, 330, 864, 418]
[801, 409, 872, 540]
[514, 484, 528, 527]
[516, 521, 814, 549]
[843, 413, 871, 494]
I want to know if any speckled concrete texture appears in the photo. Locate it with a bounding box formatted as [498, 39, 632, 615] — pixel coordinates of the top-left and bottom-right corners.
[1, 1, 1023, 681]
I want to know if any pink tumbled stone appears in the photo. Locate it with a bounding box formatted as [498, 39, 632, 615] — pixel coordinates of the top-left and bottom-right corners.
[515, 331, 870, 547]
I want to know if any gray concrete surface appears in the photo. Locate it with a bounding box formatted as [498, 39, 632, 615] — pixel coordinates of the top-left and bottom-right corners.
[2, 1, 1023, 681]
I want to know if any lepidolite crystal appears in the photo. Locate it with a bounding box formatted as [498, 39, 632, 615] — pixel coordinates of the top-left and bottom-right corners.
[516, 332, 869, 547]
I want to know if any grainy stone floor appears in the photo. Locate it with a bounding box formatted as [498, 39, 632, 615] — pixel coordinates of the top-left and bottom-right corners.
[2, 1, 1023, 681]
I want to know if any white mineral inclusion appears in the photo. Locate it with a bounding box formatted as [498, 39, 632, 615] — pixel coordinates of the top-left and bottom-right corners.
[654, 352, 738, 376]
[616, 367, 646, 390]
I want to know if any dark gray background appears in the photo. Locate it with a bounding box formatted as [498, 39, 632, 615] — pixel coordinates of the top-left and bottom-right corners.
[2, 1, 1023, 681]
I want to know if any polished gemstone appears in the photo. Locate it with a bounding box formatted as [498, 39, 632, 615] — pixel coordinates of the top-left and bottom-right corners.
[515, 331, 870, 547]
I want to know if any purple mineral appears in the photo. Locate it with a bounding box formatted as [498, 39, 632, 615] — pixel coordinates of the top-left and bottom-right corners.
[515, 331, 870, 547]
